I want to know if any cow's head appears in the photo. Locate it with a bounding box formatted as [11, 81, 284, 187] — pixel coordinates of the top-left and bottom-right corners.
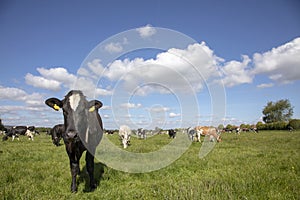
[45, 90, 103, 142]
[51, 125, 64, 146]
[52, 134, 61, 146]
[121, 134, 130, 149]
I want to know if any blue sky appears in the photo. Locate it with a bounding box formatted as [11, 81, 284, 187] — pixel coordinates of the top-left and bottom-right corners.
[0, 0, 299, 129]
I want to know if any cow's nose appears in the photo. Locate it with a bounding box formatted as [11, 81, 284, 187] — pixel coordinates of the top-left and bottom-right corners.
[66, 131, 78, 139]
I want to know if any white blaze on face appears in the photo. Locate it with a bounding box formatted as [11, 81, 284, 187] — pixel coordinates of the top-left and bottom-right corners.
[69, 94, 81, 111]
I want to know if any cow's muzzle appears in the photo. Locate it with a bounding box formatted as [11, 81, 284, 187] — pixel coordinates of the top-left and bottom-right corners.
[66, 131, 78, 140]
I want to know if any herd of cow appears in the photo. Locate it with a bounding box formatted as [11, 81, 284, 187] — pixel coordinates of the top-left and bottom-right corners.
[1, 126, 38, 141]
[0, 90, 227, 193]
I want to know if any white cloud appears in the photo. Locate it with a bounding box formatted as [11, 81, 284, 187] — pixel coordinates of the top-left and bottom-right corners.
[37, 67, 76, 86]
[105, 42, 123, 53]
[72, 77, 112, 97]
[87, 59, 105, 76]
[24, 67, 112, 97]
[0, 86, 44, 106]
[148, 106, 170, 113]
[0, 86, 47, 126]
[0, 86, 27, 101]
[25, 67, 77, 91]
[252, 37, 300, 84]
[220, 55, 253, 87]
[169, 112, 181, 118]
[257, 83, 274, 88]
[25, 73, 61, 91]
[136, 24, 157, 38]
[120, 103, 142, 109]
[103, 114, 110, 119]
[103, 42, 221, 94]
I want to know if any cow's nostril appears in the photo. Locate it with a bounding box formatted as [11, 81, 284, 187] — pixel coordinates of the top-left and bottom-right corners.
[67, 131, 77, 138]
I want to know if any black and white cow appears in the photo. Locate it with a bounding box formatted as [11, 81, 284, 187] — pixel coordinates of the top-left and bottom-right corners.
[50, 124, 65, 146]
[45, 90, 103, 192]
[119, 125, 131, 148]
[187, 127, 196, 141]
[2, 126, 35, 141]
[168, 129, 176, 139]
[137, 128, 146, 139]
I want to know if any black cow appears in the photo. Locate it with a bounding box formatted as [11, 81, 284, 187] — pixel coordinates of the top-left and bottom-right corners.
[45, 90, 103, 192]
[50, 124, 65, 146]
[168, 129, 176, 138]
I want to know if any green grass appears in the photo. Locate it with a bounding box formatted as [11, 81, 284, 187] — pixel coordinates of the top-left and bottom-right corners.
[0, 131, 299, 199]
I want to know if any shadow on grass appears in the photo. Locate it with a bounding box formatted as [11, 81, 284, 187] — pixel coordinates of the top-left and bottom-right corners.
[78, 161, 107, 193]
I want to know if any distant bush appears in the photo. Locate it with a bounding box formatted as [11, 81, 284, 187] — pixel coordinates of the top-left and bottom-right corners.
[256, 121, 288, 130]
[288, 119, 300, 130]
[256, 122, 265, 130]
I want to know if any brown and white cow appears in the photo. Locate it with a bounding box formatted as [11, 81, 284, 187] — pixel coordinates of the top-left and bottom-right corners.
[192, 126, 221, 142]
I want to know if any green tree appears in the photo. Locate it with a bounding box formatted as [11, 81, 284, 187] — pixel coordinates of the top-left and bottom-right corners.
[262, 99, 293, 123]
[218, 124, 224, 130]
[288, 119, 300, 130]
[0, 118, 4, 131]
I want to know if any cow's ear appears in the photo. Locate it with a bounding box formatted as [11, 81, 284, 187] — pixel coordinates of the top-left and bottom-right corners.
[45, 98, 62, 111]
[88, 100, 103, 112]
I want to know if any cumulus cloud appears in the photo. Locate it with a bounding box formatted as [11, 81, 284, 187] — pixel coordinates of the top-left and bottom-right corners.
[148, 106, 170, 113]
[86, 59, 105, 76]
[257, 83, 274, 88]
[252, 37, 300, 84]
[25, 67, 76, 91]
[24, 67, 112, 97]
[25, 73, 61, 91]
[136, 24, 157, 38]
[103, 42, 221, 94]
[169, 112, 181, 118]
[120, 103, 142, 109]
[0, 86, 44, 105]
[219, 55, 253, 87]
[0, 86, 28, 101]
[105, 42, 123, 53]
[72, 77, 112, 97]
[0, 86, 46, 126]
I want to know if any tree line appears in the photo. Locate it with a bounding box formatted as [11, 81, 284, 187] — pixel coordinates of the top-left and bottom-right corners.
[1, 99, 299, 132]
[222, 99, 300, 131]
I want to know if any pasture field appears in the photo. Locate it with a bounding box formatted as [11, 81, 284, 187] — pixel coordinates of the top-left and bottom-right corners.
[0, 130, 299, 200]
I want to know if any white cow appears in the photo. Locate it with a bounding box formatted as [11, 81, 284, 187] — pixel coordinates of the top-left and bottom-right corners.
[119, 125, 131, 148]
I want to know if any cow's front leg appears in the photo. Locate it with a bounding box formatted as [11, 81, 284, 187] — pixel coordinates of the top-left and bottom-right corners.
[70, 161, 80, 192]
[86, 151, 97, 191]
[67, 148, 82, 193]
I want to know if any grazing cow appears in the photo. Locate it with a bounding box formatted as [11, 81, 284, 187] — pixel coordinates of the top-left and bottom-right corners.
[193, 126, 221, 142]
[50, 124, 65, 146]
[137, 128, 146, 139]
[187, 127, 196, 141]
[25, 126, 36, 141]
[45, 90, 103, 192]
[105, 130, 115, 135]
[2, 126, 35, 141]
[250, 127, 258, 133]
[235, 127, 241, 135]
[119, 125, 131, 148]
[168, 129, 176, 139]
